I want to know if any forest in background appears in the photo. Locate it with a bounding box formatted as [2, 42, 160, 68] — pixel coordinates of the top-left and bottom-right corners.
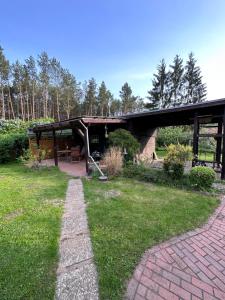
[0, 46, 206, 121]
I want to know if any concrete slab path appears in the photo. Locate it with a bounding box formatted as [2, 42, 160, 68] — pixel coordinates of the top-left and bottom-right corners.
[126, 197, 225, 300]
[55, 179, 99, 300]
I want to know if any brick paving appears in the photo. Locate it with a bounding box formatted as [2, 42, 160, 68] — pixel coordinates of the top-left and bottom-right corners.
[126, 197, 225, 300]
[41, 159, 86, 177]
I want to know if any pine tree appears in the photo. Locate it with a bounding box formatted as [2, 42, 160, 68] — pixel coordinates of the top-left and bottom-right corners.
[60, 69, 80, 119]
[50, 58, 63, 120]
[183, 52, 207, 104]
[38, 52, 50, 118]
[0, 46, 10, 119]
[147, 59, 169, 109]
[97, 81, 111, 116]
[25, 56, 37, 119]
[12, 60, 25, 120]
[169, 55, 184, 106]
[120, 82, 137, 114]
[109, 98, 121, 116]
[135, 97, 145, 112]
[83, 78, 97, 115]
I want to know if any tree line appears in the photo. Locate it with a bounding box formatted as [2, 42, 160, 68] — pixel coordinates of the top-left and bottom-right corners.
[147, 53, 207, 109]
[0, 46, 207, 121]
[0, 46, 144, 121]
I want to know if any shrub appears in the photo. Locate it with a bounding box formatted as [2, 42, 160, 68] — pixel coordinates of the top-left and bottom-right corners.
[0, 133, 28, 163]
[163, 144, 192, 179]
[123, 163, 190, 188]
[157, 127, 191, 148]
[108, 129, 140, 161]
[0, 118, 53, 134]
[102, 147, 123, 177]
[189, 166, 215, 190]
[18, 148, 47, 169]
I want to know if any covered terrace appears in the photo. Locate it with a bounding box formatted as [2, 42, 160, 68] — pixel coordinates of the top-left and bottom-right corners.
[32, 116, 126, 176]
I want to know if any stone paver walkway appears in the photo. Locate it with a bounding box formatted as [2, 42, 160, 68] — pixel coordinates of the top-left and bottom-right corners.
[126, 197, 225, 300]
[55, 179, 99, 300]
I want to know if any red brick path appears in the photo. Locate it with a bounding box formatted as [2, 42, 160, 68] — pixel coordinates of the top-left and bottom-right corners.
[41, 159, 86, 177]
[126, 198, 225, 300]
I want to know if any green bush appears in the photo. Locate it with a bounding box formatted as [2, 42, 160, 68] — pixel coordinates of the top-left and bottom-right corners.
[123, 163, 190, 188]
[157, 127, 191, 148]
[108, 129, 140, 160]
[0, 133, 28, 163]
[163, 161, 184, 179]
[0, 118, 54, 134]
[163, 144, 192, 179]
[189, 166, 215, 190]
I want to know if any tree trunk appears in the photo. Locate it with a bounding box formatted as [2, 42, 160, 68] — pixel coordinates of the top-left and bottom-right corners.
[56, 90, 60, 121]
[32, 82, 35, 119]
[26, 89, 30, 121]
[66, 96, 70, 119]
[8, 87, 15, 119]
[1, 86, 5, 119]
[19, 85, 24, 121]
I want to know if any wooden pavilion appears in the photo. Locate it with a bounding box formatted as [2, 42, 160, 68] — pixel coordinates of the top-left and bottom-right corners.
[32, 98, 225, 179]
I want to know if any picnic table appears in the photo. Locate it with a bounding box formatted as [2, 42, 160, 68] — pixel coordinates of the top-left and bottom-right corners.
[57, 150, 71, 161]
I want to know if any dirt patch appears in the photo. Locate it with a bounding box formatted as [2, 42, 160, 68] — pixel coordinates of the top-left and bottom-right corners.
[104, 190, 121, 198]
[45, 198, 64, 206]
[4, 209, 23, 221]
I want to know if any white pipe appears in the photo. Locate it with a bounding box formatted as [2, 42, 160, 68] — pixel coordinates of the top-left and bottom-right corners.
[78, 120, 105, 176]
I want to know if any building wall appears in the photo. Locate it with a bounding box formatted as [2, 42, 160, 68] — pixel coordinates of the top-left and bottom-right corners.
[139, 128, 157, 158]
[29, 138, 54, 158]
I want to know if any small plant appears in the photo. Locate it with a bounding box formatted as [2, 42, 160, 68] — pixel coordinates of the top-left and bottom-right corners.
[19, 148, 47, 169]
[163, 144, 192, 179]
[102, 147, 123, 177]
[108, 129, 140, 161]
[189, 166, 216, 190]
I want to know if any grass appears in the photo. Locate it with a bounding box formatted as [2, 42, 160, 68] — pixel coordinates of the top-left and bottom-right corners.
[0, 163, 68, 300]
[83, 177, 218, 300]
[157, 148, 214, 161]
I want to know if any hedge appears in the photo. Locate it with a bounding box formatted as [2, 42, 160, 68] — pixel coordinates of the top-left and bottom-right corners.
[189, 166, 216, 190]
[0, 133, 29, 163]
[157, 127, 191, 147]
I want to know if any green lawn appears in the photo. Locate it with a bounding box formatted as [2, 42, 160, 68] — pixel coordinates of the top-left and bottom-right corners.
[0, 163, 68, 300]
[157, 148, 214, 161]
[83, 178, 218, 300]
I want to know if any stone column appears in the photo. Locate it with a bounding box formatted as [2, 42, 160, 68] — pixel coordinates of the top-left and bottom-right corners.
[139, 128, 157, 160]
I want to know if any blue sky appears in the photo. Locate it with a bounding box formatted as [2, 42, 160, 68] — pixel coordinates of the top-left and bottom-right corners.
[0, 0, 225, 99]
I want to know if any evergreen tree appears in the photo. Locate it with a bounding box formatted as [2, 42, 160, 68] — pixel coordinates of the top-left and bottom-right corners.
[109, 98, 121, 116]
[97, 81, 111, 116]
[60, 69, 81, 119]
[183, 52, 207, 104]
[25, 56, 37, 119]
[50, 58, 63, 120]
[83, 78, 97, 115]
[147, 59, 169, 109]
[0, 46, 10, 119]
[12, 60, 25, 120]
[135, 96, 145, 112]
[120, 82, 137, 114]
[169, 55, 184, 106]
[38, 52, 50, 118]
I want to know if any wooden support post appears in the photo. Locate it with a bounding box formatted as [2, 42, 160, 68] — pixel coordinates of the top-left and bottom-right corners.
[216, 120, 222, 167]
[221, 108, 225, 179]
[52, 129, 58, 166]
[35, 132, 41, 148]
[84, 130, 89, 174]
[192, 113, 199, 166]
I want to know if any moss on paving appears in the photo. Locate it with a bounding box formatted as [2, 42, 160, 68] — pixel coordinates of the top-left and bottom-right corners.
[83, 177, 218, 300]
[0, 163, 68, 300]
